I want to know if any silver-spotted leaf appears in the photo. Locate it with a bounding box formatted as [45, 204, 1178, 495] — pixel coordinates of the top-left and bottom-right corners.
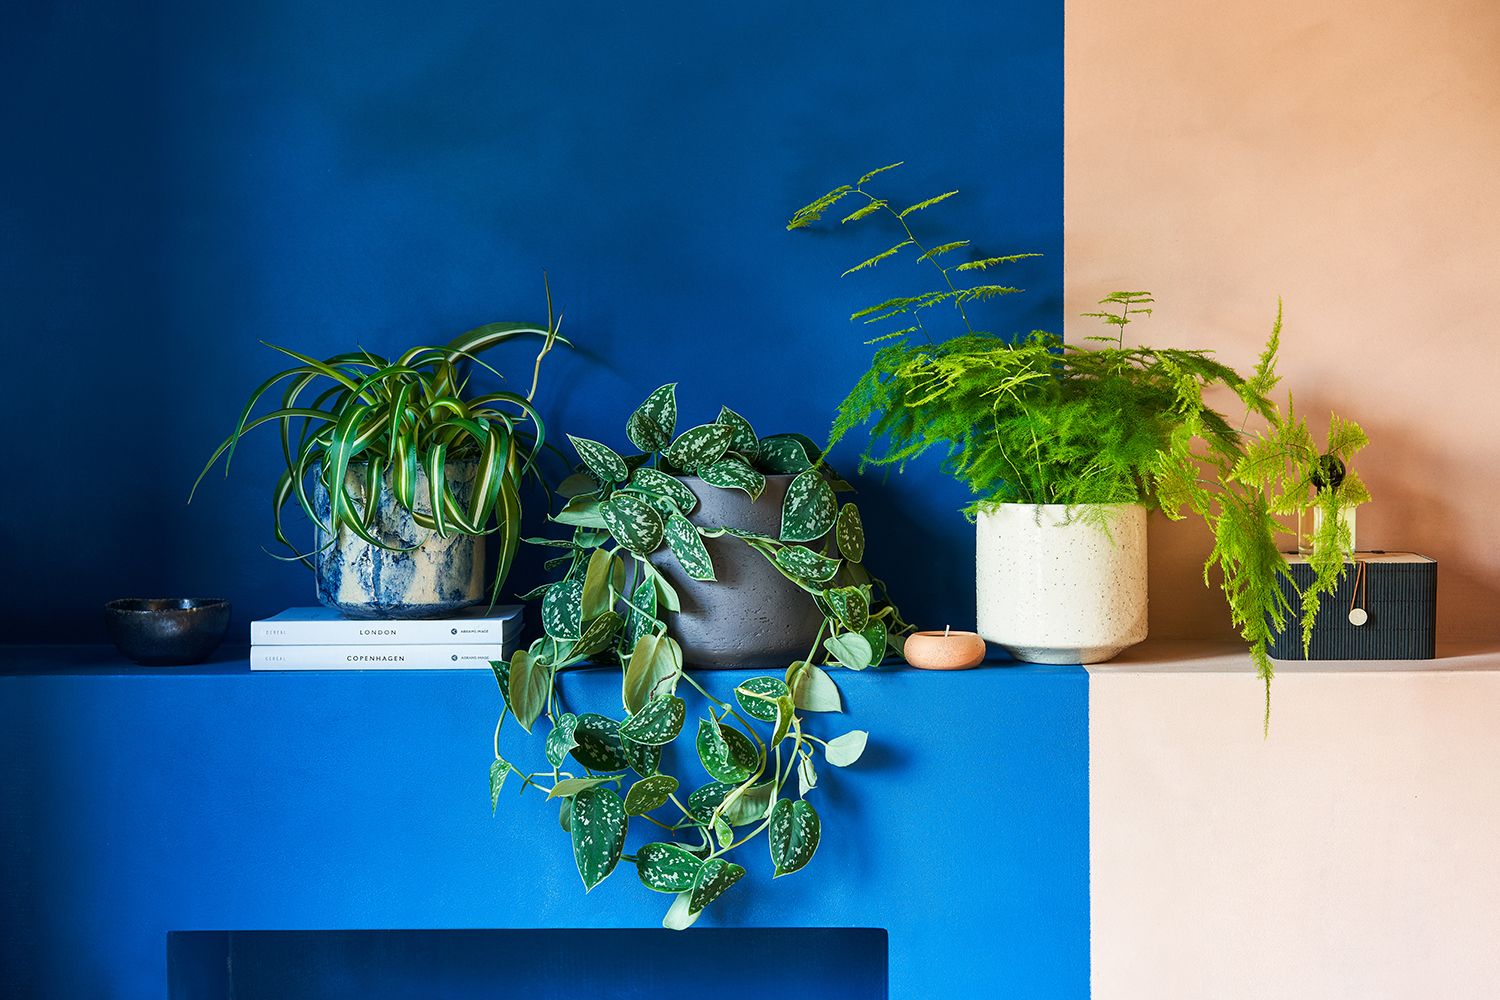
[734, 676, 790, 723]
[774, 545, 841, 585]
[628, 466, 699, 515]
[780, 470, 837, 542]
[787, 662, 843, 713]
[568, 435, 629, 484]
[624, 774, 680, 816]
[695, 718, 759, 783]
[685, 780, 737, 821]
[622, 634, 682, 714]
[509, 649, 552, 732]
[489, 759, 509, 814]
[571, 714, 631, 772]
[664, 512, 715, 581]
[700, 456, 766, 500]
[545, 712, 580, 768]
[572, 610, 624, 660]
[619, 695, 686, 746]
[663, 423, 733, 473]
[826, 587, 869, 632]
[824, 632, 873, 671]
[623, 735, 662, 777]
[860, 620, 889, 665]
[571, 786, 628, 891]
[835, 503, 865, 562]
[490, 659, 511, 711]
[689, 858, 746, 913]
[636, 841, 704, 893]
[624, 574, 659, 648]
[824, 730, 869, 767]
[769, 799, 821, 877]
[601, 494, 665, 556]
[756, 435, 814, 474]
[547, 775, 617, 800]
[541, 578, 584, 640]
[715, 406, 759, 456]
[626, 383, 678, 454]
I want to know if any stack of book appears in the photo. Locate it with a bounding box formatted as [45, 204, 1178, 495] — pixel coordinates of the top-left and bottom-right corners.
[249, 605, 523, 670]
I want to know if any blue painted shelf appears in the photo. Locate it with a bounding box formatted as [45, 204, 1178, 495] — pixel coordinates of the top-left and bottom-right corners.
[0, 646, 1088, 998]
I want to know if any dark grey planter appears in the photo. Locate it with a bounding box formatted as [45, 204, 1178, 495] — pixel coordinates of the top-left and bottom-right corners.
[648, 473, 826, 668]
[312, 461, 486, 620]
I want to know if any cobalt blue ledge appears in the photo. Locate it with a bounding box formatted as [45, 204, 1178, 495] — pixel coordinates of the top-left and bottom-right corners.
[0, 646, 1088, 999]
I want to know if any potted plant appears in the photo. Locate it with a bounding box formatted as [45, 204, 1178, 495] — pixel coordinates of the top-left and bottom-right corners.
[192, 291, 564, 619]
[488, 384, 909, 928]
[787, 163, 1367, 712]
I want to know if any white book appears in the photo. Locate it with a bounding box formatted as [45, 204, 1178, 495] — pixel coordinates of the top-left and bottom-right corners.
[251, 605, 523, 646]
[250, 643, 512, 671]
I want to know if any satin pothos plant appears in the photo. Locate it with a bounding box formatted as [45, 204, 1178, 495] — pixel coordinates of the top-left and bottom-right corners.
[487, 384, 909, 929]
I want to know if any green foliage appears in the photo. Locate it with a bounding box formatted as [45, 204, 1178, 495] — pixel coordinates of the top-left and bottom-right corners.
[191, 282, 567, 606]
[791, 165, 1372, 722]
[486, 385, 912, 927]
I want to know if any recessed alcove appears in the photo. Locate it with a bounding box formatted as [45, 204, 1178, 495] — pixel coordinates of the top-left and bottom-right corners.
[167, 928, 889, 1000]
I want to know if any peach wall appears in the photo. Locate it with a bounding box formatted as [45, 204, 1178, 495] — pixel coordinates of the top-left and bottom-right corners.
[1066, 0, 1500, 641]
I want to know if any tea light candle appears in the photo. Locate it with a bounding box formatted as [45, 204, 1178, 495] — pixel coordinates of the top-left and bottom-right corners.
[903, 625, 986, 671]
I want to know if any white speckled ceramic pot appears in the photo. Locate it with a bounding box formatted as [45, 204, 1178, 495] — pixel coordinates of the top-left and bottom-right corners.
[975, 503, 1147, 664]
[312, 461, 486, 620]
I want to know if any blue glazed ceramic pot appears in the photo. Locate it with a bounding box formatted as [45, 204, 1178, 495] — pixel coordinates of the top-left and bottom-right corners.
[312, 461, 486, 620]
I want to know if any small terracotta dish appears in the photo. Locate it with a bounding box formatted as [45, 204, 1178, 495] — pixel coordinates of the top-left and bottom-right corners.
[903, 629, 986, 670]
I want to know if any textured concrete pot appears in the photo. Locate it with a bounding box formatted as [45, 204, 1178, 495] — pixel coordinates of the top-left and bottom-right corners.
[313, 462, 486, 620]
[975, 503, 1148, 664]
[648, 473, 826, 668]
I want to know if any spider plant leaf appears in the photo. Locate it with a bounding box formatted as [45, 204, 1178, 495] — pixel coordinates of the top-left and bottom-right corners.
[426, 442, 449, 537]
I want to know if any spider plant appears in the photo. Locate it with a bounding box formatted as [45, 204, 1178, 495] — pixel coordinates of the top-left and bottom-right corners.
[191, 292, 567, 606]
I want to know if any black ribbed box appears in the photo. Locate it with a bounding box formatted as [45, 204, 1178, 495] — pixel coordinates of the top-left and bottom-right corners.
[1269, 552, 1436, 660]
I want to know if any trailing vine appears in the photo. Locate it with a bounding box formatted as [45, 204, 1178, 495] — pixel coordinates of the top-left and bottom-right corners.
[488, 384, 910, 927]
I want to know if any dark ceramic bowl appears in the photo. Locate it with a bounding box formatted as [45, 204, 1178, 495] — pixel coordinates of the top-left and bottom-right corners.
[104, 598, 231, 665]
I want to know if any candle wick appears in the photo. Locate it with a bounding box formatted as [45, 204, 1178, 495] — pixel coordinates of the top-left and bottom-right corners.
[944, 624, 950, 637]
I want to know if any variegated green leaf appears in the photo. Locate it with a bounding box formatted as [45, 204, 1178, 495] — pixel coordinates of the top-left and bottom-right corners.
[572, 610, 623, 659]
[756, 435, 814, 474]
[619, 695, 686, 746]
[626, 383, 678, 454]
[781, 470, 837, 542]
[825, 632, 873, 671]
[826, 587, 870, 632]
[715, 406, 759, 456]
[547, 775, 617, 799]
[568, 434, 628, 484]
[624, 774, 680, 816]
[623, 735, 662, 777]
[824, 730, 869, 767]
[541, 578, 584, 640]
[774, 545, 841, 585]
[663, 423, 733, 473]
[664, 512, 715, 581]
[701, 456, 766, 500]
[690, 858, 746, 913]
[601, 493, 665, 556]
[570, 786, 628, 891]
[622, 634, 682, 714]
[787, 662, 843, 713]
[734, 676, 790, 723]
[636, 841, 703, 893]
[545, 712, 579, 768]
[695, 717, 760, 783]
[488, 759, 509, 814]
[490, 659, 511, 711]
[685, 780, 737, 822]
[509, 649, 552, 732]
[571, 713, 631, 772]
[835, 502, 865, 562]
[769, 799, 821, 877]
[860, 620, 889, 666]
[627, 466, 699, 515]
[624, 573, 658, 648]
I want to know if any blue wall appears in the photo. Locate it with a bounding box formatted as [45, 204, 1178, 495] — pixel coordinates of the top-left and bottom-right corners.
[1, 0, 1062, 641]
